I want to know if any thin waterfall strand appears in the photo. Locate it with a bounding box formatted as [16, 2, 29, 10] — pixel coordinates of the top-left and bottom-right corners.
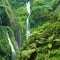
[26, 18, 30, 39]
[26, 1, 30, 15]
[6, 32, 16, 60]
[26, 1, 30, 39]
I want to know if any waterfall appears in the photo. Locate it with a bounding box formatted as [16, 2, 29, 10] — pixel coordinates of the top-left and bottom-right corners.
[26, 1, 30, 39]
[26, 18, 30, 39]
[6, 32, 16, 60]
[26, 1, 30, 15]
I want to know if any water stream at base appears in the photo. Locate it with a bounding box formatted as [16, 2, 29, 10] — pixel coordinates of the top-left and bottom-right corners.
[6, 32, 16, 60]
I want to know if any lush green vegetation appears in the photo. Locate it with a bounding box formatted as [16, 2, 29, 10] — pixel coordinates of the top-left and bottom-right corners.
[0, 0, 18, 59]
[0, 26, 17, 60]
[0, 26, 11, 60]
[0, 0, 60, 60]
[18, 21, 60, 60]
[16, 0, 60, 60]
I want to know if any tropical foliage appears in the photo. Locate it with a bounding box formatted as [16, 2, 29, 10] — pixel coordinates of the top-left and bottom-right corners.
[0, 0, 60, 60]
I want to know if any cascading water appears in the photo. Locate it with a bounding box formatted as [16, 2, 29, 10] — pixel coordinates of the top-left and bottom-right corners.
[26, 1, 30, 15]
[26, 1, 30, 39]
[6, 32, 16, 60]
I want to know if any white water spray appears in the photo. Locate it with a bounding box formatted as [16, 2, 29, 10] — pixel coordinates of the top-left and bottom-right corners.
[26, 1, 30, 39]
[26, 1, 30, 15]
[6, 32, 16, 60]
